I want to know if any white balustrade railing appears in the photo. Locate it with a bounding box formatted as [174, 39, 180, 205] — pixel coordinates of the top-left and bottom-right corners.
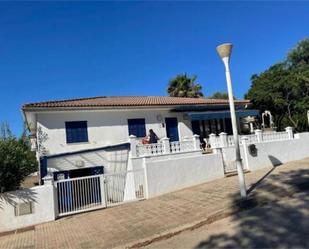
[262, 131, 289, 141]
[209, 128, 294, 149]
[170, 140, 194, 153]
[134, 136, 200, 157]
[227, 134, 258, 146]
[243, 134, 258, 144]
[136, 143, 163, 157]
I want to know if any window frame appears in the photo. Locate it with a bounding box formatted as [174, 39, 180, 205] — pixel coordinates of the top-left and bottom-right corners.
[127, 118, 146, 138]
[65, 121, 89, 144]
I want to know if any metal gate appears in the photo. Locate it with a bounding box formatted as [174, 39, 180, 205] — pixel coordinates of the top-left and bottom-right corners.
[55, 169, 146, 217]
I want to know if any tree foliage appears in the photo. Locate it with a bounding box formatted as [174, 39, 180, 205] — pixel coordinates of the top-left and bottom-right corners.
[0, 123, 37, 192]
[167, 74, 204, 98]
[209, 91, 229, 99]
[246, 38, 309, 131]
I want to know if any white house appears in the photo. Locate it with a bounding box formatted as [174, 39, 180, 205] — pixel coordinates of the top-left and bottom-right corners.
[22, 96, 258, 181]
[0, 95, 304, 230]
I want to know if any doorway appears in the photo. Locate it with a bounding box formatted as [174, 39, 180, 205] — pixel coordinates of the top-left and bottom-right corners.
[165, 117, 179, 142]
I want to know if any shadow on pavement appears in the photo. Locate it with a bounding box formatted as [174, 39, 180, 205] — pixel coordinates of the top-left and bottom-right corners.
[195, 167, 309, 249]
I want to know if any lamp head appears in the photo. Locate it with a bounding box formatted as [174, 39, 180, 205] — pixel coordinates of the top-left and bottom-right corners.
[216, 43, 233, 59]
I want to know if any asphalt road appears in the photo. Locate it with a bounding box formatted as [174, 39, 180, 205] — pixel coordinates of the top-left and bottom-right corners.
[144, 191, 309, 249]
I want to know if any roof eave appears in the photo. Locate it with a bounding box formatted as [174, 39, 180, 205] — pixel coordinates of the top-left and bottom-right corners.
[22, 101, 249, 112]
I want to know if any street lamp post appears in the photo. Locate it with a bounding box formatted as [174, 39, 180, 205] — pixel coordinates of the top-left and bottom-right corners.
[216, 43, 247, 198]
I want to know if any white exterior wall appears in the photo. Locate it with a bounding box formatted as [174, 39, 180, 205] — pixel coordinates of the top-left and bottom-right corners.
[47, 147, 129, 173]
[144, 153, 225, 198]
[246, 132, 309, 171]
[37, 108, 193, 155]
[221, 132, 309, 171]
[0, 185, 56, 233]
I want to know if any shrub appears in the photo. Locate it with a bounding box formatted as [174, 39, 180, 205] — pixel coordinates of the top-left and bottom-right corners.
[0, 138, 37, 192]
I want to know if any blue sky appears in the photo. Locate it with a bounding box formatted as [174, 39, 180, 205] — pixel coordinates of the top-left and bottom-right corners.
[1, 1, 309, 135]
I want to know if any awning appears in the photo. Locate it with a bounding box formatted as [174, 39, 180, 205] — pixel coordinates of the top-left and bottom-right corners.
[188, 109, 260, 121]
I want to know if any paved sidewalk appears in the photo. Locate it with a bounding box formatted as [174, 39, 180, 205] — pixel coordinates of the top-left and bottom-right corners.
[1, 158, 308, 249]
[145, 191, 309, 249]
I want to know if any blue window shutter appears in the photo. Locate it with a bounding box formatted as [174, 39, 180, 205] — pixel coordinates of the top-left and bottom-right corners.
[65, 121, 88, 143]
[128, 119, 146, 137]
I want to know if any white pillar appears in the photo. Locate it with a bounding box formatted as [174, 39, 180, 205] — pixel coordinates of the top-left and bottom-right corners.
[129, 135, 138, 157]
[255, 129, 263, 142]
[262, 113, 265, 129]
[269, 112, 274, 128]
[161, 137, 170, 154]
[285, 126, 294, 139]
[209, 133, 217, 148]
[219, 132, 228, 147]
[42, 175, 53, 185]
[192, 134, 200, 150]
[42, 175, 57, 219]
[100, 175, 107, 207]
[240, 137, 249, 170]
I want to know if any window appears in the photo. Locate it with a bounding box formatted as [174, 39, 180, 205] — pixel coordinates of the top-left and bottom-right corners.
[128, 119, 146, 137]
[65, 121, 88, 143]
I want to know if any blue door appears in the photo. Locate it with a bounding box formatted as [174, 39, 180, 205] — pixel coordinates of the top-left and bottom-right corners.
[165, 117, 179, 142]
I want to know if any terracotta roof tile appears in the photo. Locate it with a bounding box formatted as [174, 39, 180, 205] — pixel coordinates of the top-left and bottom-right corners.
[22, 96, 249, 110]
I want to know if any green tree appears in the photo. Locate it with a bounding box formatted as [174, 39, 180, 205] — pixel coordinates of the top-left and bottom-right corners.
[209, 91, 229, 99]
[167, 74, 204, 98]
[246, 38, 309, 131]
[0, 123, 37, 192]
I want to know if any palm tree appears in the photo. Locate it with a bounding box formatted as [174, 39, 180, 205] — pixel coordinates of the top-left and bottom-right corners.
[167, 74, 204, 98]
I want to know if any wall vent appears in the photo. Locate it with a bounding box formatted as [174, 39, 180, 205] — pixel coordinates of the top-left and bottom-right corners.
[15, 202, 34, 216]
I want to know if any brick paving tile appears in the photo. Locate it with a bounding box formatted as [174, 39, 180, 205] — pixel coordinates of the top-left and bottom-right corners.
[0, 158, 308, 249]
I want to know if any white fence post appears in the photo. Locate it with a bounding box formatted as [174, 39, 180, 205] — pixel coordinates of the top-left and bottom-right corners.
[129, 135, 138, 157]
[43, 175, 53, 185]
[219, 132, 228, 147]
[100, 175, 107, 207]
[209, 133, 217, 148]
[285, 126, 294, 139]
[255, 129, 263, 142]
[43, 175, 57, 219]
[240, 137, 250, 170]
[161, 137, 170, 154]
[193, 134, 200, 150]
